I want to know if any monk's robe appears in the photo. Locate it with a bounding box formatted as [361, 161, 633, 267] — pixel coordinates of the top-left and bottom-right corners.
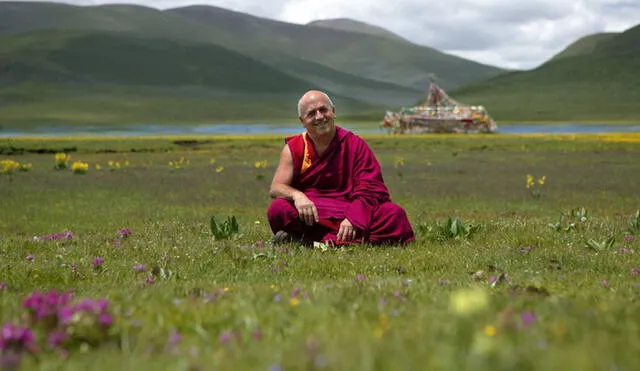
[267, 126, 415, 245]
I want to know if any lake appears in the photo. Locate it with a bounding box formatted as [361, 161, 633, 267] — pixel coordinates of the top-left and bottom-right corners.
[1, 123, 639, 137]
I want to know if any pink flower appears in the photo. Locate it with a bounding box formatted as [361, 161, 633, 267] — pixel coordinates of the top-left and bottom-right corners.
[91, 257, 104, 268]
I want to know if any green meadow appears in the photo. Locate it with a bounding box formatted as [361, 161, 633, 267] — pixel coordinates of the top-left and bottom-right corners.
[1, 134, 640, 370]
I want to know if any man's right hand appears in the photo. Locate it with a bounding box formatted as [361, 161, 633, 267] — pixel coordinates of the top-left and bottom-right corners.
[293, 193, 319, 226]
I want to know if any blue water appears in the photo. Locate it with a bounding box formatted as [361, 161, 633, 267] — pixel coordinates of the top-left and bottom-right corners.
[0, 123, 639, 137]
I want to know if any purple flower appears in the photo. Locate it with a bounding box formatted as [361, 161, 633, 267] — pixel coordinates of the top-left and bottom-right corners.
[23, 290, 72, 327]
[601, 279, 609, 286]
[92, 257, 104, 268]
[520, 311, 536, 328]
[168, 330, 181, 346]
[252, 329, 262, 340]
[133, 264, 146, 272]
[26, 254, 34, 261]
[218, 330, 233, 344]
[624, 235, 636, 242]
[119, 228, 131, 238]
[0, 282, 6, 290]
[631, 267, 640, 277]
[47, 331, 68, 349]
[0, 323, 37, 353]
[356, 274, 367, 281]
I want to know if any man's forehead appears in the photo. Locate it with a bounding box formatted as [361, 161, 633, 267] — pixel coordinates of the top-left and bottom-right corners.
[302, 97, 331, 112]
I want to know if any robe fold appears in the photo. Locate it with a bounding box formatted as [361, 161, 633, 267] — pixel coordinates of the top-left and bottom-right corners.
[267, 126, 415, 245]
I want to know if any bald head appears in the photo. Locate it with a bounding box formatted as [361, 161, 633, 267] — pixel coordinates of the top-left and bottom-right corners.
[297, 90, 335, 117]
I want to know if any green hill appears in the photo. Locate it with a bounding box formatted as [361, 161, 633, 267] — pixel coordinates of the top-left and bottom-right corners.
[0, 2, 426, 107]
[0, 2, 505, 92]
[167, 5, 505, 90]
[549, 32, 618, 61]
[447, 24, 640, 122]
[0, 30, 375, 126]
[306, 18, 410, 43]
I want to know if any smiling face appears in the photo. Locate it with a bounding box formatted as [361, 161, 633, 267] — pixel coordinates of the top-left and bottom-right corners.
[298, 91, 336, 138]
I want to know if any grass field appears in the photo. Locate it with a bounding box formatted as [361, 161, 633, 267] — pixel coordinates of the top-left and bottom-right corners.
[1, 133, 640, 370]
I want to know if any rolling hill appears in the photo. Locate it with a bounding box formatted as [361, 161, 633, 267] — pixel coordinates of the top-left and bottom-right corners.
[549, 32, 618, 61]
[166, 5, 504, 90]
[448, 24, 640, 122]
[0, 30, 375, 126]
[0, 1, 505, 92]
[306, 18, 410, 43]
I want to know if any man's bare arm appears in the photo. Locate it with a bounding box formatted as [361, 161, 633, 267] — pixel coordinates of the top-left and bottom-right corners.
[269, 145, 304, 201]
[269, 145, 318, 225]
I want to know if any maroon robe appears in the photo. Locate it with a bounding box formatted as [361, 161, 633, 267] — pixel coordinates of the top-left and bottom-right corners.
[267, 126, 415, 245]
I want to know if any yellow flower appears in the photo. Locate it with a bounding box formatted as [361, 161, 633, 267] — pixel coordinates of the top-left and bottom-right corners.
[254, 160, 267, 168]
[289, 298, 300, 306]
[449, 287, 489, 316]
[538, 175, 546, 185]
[525, 174, 534, 188]
[483, 325, 496, 336]
[71, 161, 89, 174]
[215, 166, 224, 173]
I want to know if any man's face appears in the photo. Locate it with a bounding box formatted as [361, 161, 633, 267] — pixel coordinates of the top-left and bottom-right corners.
[299, 96, 335, 137]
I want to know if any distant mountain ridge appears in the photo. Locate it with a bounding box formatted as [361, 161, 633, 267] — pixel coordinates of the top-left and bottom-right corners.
[0, 1, 505, 91]
[0, 1, 637, 124]
[450, 23, 640, 121]
[307, 18, 411, 43]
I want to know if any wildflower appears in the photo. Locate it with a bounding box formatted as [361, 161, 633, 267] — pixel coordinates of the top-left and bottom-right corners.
[26, 254, 34, 261]
[519, 311, 536, 328]
[54, 152, 70, 169]
[254, 160, 267, 168]
[92, 257, 104, 269]
[133, 264, 146, 272]
[71, 161, 89, 174]
[289, 297, 300, 306]
[0, 322, 38, 354]
[22, 290, 72, 327]
[119, 228, 131, 238]
[449, 287, 489, 316]
[356, 274, 367, 281]
[0, 282, 6, 290]
[483, 325, 496, 336]
[218, 331, 233, 344]
[252, 329, 262, 340]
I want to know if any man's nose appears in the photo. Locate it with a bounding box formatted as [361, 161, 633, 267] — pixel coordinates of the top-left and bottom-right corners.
[314, 111, 324, 120]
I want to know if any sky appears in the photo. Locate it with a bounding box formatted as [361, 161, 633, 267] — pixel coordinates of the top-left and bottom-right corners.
[4, 0, 640, 69]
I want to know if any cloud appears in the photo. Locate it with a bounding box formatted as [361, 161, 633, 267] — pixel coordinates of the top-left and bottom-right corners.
[3, 0, 639, 69]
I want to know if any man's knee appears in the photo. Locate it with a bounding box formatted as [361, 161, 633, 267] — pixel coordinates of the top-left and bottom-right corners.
[379, 202, 409, 221]
[267, 198, 298, 232]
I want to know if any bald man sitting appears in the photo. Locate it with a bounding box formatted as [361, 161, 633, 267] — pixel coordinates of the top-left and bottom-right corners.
[266, 90, 415, 246]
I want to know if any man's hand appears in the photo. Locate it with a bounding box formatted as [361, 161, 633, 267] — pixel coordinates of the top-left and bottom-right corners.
[337, 218, 357, 242]
[293, 193, 319, 226]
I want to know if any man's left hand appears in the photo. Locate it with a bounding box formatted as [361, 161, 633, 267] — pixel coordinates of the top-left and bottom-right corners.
[337, 218, 358, 242]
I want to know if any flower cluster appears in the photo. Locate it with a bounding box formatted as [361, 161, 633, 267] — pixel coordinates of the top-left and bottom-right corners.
[54, 153, 70, 170]
[71, 161, 89, 175]
[525, 174, 546, 198]
[1, 290, 116, 367]
[1, 159, 32, 175]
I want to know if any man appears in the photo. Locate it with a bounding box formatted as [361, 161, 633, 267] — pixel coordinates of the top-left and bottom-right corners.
[266, 90, 415, 246]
